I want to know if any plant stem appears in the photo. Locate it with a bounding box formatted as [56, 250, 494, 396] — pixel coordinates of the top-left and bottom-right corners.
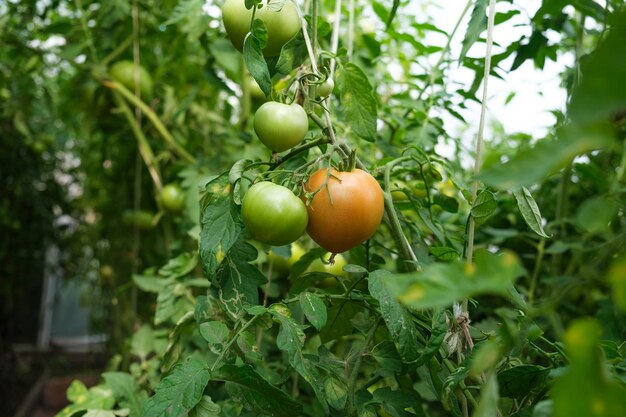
[112, 92, 163, 191]
[210, 316, 259, 373]
[103, 79, 197, 164]
[347, 320, 379, 416]
[465, 0, 497, 306]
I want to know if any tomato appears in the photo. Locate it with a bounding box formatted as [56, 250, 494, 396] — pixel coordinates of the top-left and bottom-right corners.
[268, 242, 305, 275]
[308, 253, 346, 276]
[246, 74, 267, 100]
[254, 102, 308, 152]
[109, 60, 153, 99]
[122, 210, 155, 230]
[160, 184, 186, 213]
[303, 168, 384, 254]
[316, 78, 334, 98]
[391, 180, 428, 201]
[222, 0, 301, 57]
[242, 182, 308, 246]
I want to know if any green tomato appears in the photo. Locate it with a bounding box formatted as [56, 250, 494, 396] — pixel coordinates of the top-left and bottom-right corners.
[160, 184, 186, 213]
[109, 60, 153, 99]
[254, 102, 308, 152]
[268, 242, 306, 275]
[99, 265, 115, 284]
[309, 253, 347, 276]
[222, 0, 301, 57]
[246, 75, 267, 100]
[316, 78, 334, 98]
[242, 182, 308, 246]
[122, 210, 155, 230]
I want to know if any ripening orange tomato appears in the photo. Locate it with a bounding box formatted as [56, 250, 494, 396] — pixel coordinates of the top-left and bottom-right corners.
[303, 168, 384, 254]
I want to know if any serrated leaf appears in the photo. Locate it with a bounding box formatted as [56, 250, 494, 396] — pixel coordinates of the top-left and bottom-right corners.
[471, 190, 497, 224]
[161, 312, 196, 373]
[497, 365, 549, 399]
[512, 187, 551, 238]
[299, 292, 327, 331]
[385, 250, 524, 310]
[216, 238, 265, 312]
[141, 358, 210, 417]
[102, 372, 147, 417]
[57, 385, 115, 417]
[159, 252, 198, 278]
[371, 341, 402, 372]
[199, 174, 245, 276]
[131, 325, 154, 360]
[569, 9, 626, 124]
[480, 123, 614, 189]
[188, 396, 221, 417]
[199, 321, 230, 345]
[459, 0, 488, 61]
[132, 275, 170, 293]
[429, 246, 460, 262]
[243, 30, 271, 96]
[368, 271, 421, 362]
[271, 311, 329, 413]
[336, 63, 377, 142]
[324, 377, 348, 409]
[215, 364, 302, 417]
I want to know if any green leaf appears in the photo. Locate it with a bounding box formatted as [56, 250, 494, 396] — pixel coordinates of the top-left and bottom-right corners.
[414, 309, 447, 367]
[132, 275, 170, 293]
[141, 358, 210, 417]
[429, 246, 460, 262]
[368, 271, 421, 362]
[161, 312, 196, 373]
[199, 321, 230, 345]
[299, 292, 327, 331]
[336, 63, 377, 142]
[159, 252, 198, 278]
[433, 193, 459, 213]
[102, 372, 147, 417]
[270, 310, 329, 413]
[471, 190, 497, 224]
[574, 196, 618, 234]
[497, 365, 549, 399]
[188, 396, 221, 417]
[199, 174, 245, 276]
[472, 371, 499, 417]
[319, 300, 361, 343]
[480, 123, 615, 189]
[216, 238, 266, 311]
[57, 384, 116, 417]
[370, 341, 403, 373]
[385, 250, 524, 310]
[324, 377, 348, 410]
[216, 364, 303, 417]
[131, 325, 154, 360]
[569, 10, 626, 124]
[459, 0, 488, 61]
[385, 0, 401, 29]
[512, 187, 551, 238]
[243, 27, 271, 96]
[470, 340, 501, 377]
[552, 319, 626, 417]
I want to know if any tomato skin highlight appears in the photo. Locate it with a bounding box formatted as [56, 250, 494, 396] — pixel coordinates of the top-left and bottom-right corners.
[242, 182, 308, 246]
[303, 168, 384, 254]
[222, 0, 301, 57]
[254, 102, 308, 152]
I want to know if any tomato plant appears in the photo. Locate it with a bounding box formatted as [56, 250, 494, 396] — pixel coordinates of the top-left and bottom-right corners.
[253, 102, 309, 152]
[222, 0, 301, 56]
[241, 181, 308, 246]
[316, 78, 334, 98]
[303, 168, 384, 254]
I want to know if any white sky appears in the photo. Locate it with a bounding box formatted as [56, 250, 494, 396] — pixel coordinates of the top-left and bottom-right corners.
[426, 0, 570, 139]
